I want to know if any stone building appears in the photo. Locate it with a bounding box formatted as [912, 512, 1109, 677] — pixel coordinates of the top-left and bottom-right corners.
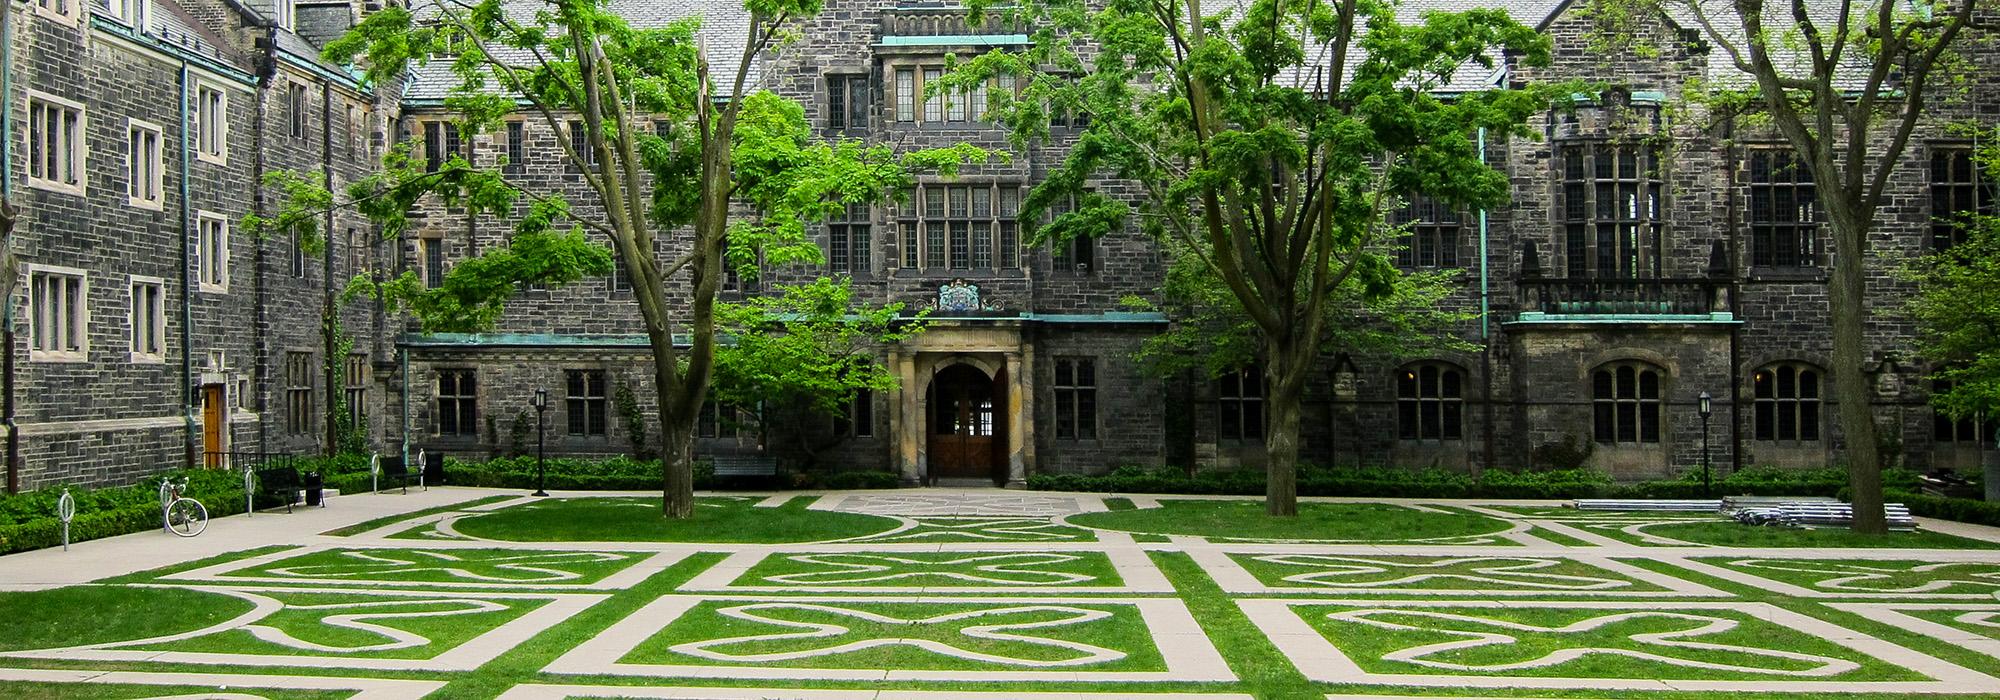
[3, 0, 1995, 492]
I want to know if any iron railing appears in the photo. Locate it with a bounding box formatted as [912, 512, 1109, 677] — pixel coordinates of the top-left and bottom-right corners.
[1518, 277, 1729, 316]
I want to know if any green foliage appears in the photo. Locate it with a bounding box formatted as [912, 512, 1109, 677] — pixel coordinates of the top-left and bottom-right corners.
[1529, 434, 1595, 472]
[712, 277, 926, 419]
[1027, 464, 1926, 501]
[1910, 132, 2000, 430]
[613, 380, 653, 461]
[0, 469, 248, 555]
[1888, 489, 2000, 529]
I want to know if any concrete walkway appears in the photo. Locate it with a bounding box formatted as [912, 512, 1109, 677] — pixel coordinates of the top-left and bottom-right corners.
[0, 486, 516, 587]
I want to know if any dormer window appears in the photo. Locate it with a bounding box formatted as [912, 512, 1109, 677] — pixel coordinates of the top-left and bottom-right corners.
[273, 0, 295, 31]
[106, 0, 149, 28]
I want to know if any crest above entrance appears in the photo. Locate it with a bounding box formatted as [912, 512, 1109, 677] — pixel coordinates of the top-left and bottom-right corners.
[927, 279, 1005, 313]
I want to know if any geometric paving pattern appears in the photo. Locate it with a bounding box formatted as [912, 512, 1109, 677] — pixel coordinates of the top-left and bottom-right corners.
[10, 490, 2000, 697]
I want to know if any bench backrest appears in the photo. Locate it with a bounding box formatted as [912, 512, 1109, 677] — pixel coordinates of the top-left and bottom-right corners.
[710, 455, 777, 476]
[379, 456, 411, 476]
[258, 467, 302, 489]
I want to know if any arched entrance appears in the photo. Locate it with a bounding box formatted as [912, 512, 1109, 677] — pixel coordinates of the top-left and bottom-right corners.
[927, 363, 1007, 484]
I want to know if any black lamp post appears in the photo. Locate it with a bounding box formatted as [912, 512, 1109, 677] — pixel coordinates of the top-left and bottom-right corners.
[531, 388, 549, 497]
[1697, 391, 1714, 497]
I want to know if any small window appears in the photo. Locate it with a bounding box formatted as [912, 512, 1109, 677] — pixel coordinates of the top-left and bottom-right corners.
[437, 369, 478, 436]
[567, 120, 600, 169]
[1932, 379, 1994, 447]
[27, 94, 85, 194]
[198, 213, 230, 292]
[1592, 362, 1663, 445]
[833, 389, 874, 438]
[1392, 196, 1461, 269]
[290, 224, 308, 278]
[1753, 363, 1822, 443]
[347, 105, 362, 158]
[27, 267, 88, 362]
[1217, 365, 1264, 441]
[1397, 363, 1465, 441]
[33, 0, 79, 23]
[565, 369, 608, 437]
[504, 121, 526, 175]
[1930, 148, 1990, 251]
[826, 74, 870, 131]
[345, 352, 369, 429]
[417, 237, 444, 288]
[828, 202, 871, 276]
[1048, 194, 1095, 273]
[130, 277, 165, 361]
[195, 85, 228, 163]
[1053, 358, 1098, 440]
[288, 83, 308, 140]
[107, 0, 148, 26]
[423, 121, 462, 173]
[272, 0, 295, 30]
[285, 351, 315, 435]
[699, 400, 745, 439]
[127, 119, 165, 209]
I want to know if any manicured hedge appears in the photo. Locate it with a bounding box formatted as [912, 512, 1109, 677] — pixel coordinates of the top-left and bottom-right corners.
[1027, 464, 1929, 501]
[1888, 489, 2000, 528]
[318, 454, 900, 494]
[0, 469, 247, 555]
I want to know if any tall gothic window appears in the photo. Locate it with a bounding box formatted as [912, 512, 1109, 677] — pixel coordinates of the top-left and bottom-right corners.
[1560, 143, 1663, 278]
[565, 369, 608, 437]
[436, 369, 478, 436]
[1397, 362, 1464, 441]
[1392, 195, 1461, 269]
[1053, 358, 1098, 440]
[1930, 147, 1990, 251]
[1749, 149, 1820, 268]
[1753, 363, 1822, 443]
[1592, 362, 1662, 445]
[827, 202, 871, 275]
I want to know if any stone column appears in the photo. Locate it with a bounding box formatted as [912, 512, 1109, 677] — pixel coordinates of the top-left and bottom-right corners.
[1006, 349, 1033, 487]
[899, 354, 925, 485]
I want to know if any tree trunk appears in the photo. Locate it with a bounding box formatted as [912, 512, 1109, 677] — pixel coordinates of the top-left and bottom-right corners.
[1826, 207, 1886, 535]
[661, 416, 695, 518]
[1263, 337, 1311, 517]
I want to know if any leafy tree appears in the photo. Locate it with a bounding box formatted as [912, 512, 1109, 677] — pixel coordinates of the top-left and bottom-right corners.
[709, 277, 927, 468]
[949, 0, 1555, 514]
[260, 0, 990, 517]
[1911, 134, 2000, 458]
[1613, 0, 1983, 533]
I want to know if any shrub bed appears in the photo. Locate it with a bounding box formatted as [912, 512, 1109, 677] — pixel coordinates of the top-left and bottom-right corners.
[0, 469, 247, 555]
[1027, 464, 1928, 502]
[1888, 489, 2000, 528]
[315, 454, 901, 493]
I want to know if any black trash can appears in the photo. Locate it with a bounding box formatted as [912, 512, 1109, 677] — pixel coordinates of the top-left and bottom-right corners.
[304, 471, 325, 507]
[423, 452, 447, 486]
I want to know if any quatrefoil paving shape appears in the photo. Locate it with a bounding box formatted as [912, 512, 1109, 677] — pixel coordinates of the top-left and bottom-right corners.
[163, 546, 680, 590]
[1829, 603, 2000, 664]
[1191, 551, 1726, 596]
[546, 594, 1232, 682]
[0, 585, 605, 671]
[683, 549, 1172, 593]
[1691, 558, 2000, 598]
[1239, 599, 2000, 692]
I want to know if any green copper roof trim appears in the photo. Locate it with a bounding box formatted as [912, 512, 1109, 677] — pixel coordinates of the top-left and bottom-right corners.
[1506, 311, 1740, 325]
[399, 313, 1169, 348]
[90, 16, 256, 85]
[878, 34, 1031, 47]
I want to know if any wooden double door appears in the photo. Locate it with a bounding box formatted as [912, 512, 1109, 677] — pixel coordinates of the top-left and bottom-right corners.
[927, 363, 1006, 484]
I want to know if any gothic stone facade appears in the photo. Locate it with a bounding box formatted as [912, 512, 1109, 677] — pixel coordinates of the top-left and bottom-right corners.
[5, 0, 1996, 492]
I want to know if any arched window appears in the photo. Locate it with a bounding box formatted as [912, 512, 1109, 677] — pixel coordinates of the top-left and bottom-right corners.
[1397, 363, 1465, 441]
[1592, 363, 1662, 444]
[1753, 363, 1822, 442]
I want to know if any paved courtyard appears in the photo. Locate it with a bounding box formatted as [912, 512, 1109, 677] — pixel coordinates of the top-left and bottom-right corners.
[5, 488, 2000, 699]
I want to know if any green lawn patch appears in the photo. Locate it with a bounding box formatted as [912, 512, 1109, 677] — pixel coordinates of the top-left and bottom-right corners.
[1603, 521, 2000, 549]
[450, 496, 898, 543]
[624, 599, 1165, 672]
[1694, 557, 2000, 595]
[1067, 500, 1511, 542]
[736, 551, 1124, 588]
[1230, 553, 1669, 593]
[220, 547, 645, 586]
[319, 494, 516, 537]
[1299, 603, 1920, 682]
[0, 586, 255, 652]
[0, 682, 348, 700]
[1526, 526, 1597, 547]
[128, 590, 546, 660]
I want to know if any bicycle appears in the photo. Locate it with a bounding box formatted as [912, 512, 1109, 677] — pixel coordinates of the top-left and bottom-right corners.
[159, 476, 209, 537]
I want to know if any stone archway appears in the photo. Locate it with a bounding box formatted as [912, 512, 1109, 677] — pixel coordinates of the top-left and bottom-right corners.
[924, 362, 1007, 485]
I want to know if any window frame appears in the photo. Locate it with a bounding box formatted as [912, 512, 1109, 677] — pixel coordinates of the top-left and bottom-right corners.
[195, 83, 229, 165]
[1047, 193, 1097, 274]
[1391, 195, 1463, 270]
[1932, 378, 1995, 448]
[284, 351, 315, 436]
[1558, 141, 1663, 279]
[33, 0, 80, 25]
[197, 211, 231, 293]
[25, 264, 89, 363]
[833, 388, 875, 438]
[1396, 362, 1466, 442]
[1591, 362, 1664, 445]
[897, 182, 1021, 272]
[827, 202, 872, 276]
[1053, 357, 1099, 441]
[503, 120, 527, 175]
[272, 0, 296, 31]
[436, 369, 480, 437]
[107, 0, 148, 26]
[565, 369, 609, 437]
[345, 352, 369, 430]
[127, 117, 165, 210]
[886, 61, 1013, 126]
[26, 91, 87, 196]
[287, 82, 308, 140]
[1747, 148, 1822, 270]
[416, 236, 444, 288]
[1929, 145, 1990, 252]
[825, 73, 871, 133]
[1752, 362, 1823, 444]
[1216, 365, 1265, 442]
[128, 275, 167, 363]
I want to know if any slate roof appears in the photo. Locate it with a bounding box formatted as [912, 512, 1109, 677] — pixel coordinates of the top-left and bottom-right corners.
[402, 0, 757, 103]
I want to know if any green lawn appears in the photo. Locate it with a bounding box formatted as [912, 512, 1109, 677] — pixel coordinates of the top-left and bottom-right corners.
[1230, 553, 1671, 593]
[222, 547, 644, 586]
[449, 496, 900, 543]
[736, 551, 1125, 588]
[0, 682, 348, 700]
[1067, 499, 1513, 542]
[0, 586, 254, 652]
[320, 494, 517, 536]
[1600, 520, 2000, 549]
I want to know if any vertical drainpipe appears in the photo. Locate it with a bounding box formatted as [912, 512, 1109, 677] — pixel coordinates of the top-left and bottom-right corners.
[322, 82, 337, 455]
[180, 63, 197, 470]
[1, 0, 19, 492]
[1724, 114, 1743, 476]
[1477, 126, 1494, 477]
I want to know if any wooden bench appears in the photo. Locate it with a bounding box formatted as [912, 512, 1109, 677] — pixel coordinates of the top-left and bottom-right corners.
[710, 454, 779, 484]
[377, 455, 424, 494]
[255, 466, 303, 513]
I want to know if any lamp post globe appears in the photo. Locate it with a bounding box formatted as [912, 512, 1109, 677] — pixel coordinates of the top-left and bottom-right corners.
[532, 388, 550, 497]
[1697, 391, 1713, 498]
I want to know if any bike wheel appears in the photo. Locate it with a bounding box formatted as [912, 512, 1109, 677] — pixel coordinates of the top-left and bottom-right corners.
[167, 498, 208, 537]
